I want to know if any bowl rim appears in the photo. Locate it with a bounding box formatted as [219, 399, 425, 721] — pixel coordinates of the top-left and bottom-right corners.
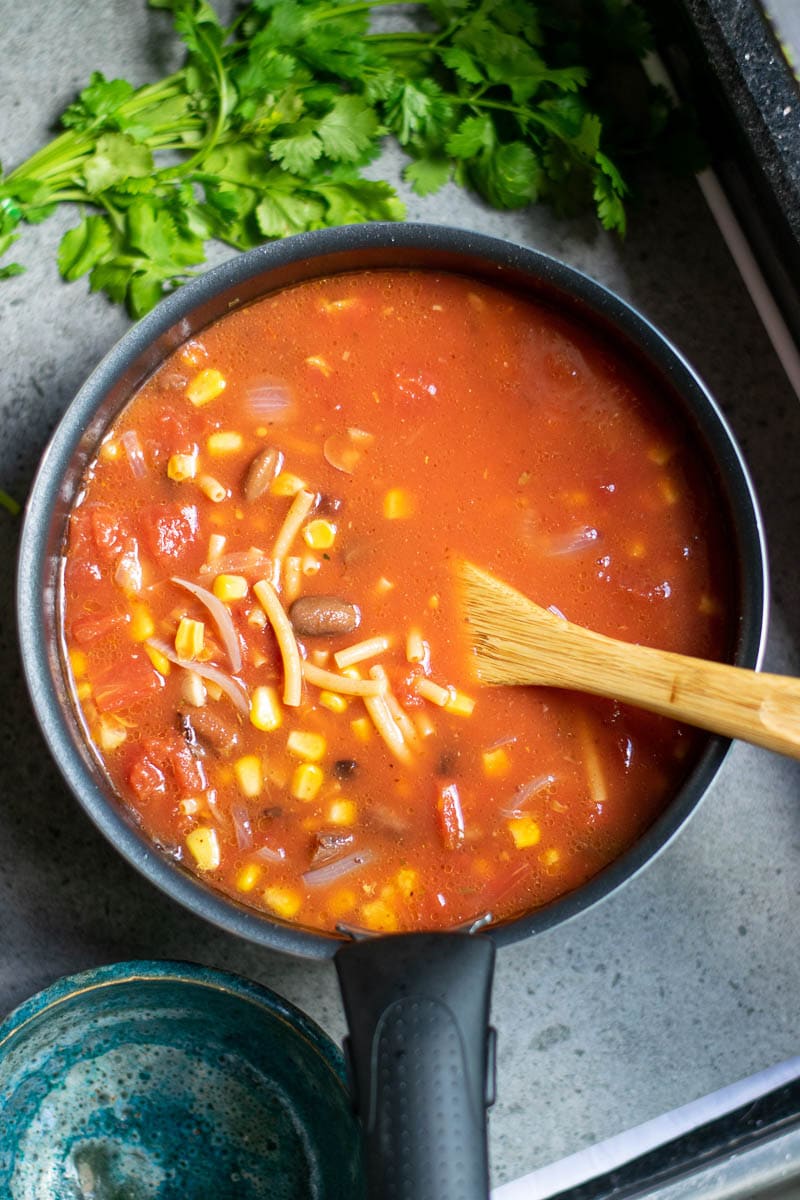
[16, 221, 770, 959]
[0, 958, 347, 1093]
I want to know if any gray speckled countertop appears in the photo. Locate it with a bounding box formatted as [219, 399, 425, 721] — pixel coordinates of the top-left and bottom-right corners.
[2, 2, 800, 1190]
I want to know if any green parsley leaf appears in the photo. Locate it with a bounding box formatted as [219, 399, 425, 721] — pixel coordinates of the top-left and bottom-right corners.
[404, 156, 452, 196]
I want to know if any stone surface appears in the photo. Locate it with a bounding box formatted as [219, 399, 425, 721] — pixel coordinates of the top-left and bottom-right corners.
[2, 2, 800, 1189]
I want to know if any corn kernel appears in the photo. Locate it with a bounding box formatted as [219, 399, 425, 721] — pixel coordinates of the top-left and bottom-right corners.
[250, 685, 283, 732]
[540, 848, 560, 867]
[207, 430, 244, 455]
[508, 815, 541, 849]
[383, 488, 415, 520]
[197, 474, 228, 503]
[428, 594, 440, 610]
[76, 681, 92, 701]
[263, 887, 303, 920]
[291, 762, 323, 801]
[212, 573, 249, 603]
[236, 863, 262, 892]
[270, 471, 307, 497]
[305, 354, 332, 377]
[186, 367, 226, 407]
[167, 453, 197, 482]
[175, 617, 205, 660]
[350, 717, 372, 743]
[327, 888, 357, 919]
[328, 799, 357, 826]
[360, 899, 398, 932]
[444, 688, 476, 718]
[648, 444, 673, 466]
[482, 747, 511, 777]
[396, 867, 418, 901]
[99, 438, 121, 462]
[287, 730, 326, 761]
[97, 716, 127, 751]
[699, 593, 721, 616]
[205, 680, 223, 701]
[128, 604, 155, 643]
[144, 643, 172, 677]
[234, 754, 263, 797]
[69, 649, 88, 678]
[319, 690, 348, 714]
[658, 477, 679, 505]
[185, 826, 221, 871]
[303, 519, 336, 550]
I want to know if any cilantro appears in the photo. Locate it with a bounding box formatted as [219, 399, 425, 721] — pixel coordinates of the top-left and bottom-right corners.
[0, 0, 689, 315]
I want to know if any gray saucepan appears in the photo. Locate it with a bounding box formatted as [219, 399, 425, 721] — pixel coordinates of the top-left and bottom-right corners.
[17, 222, 768, 1200]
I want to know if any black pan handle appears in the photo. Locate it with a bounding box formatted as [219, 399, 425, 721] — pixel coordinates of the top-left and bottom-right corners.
[335, 932, 496, 1200]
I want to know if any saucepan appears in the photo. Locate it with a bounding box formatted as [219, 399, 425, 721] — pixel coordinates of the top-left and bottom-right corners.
[17, 223, 767, 1199]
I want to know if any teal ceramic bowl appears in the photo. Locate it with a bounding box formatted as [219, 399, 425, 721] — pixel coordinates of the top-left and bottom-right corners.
[0, 961, 362, 1199]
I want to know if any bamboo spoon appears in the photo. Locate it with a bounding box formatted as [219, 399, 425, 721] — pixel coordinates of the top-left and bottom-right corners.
[458, 561, 800, 760]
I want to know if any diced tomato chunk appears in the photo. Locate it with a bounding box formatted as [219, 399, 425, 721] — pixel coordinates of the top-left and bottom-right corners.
[436, 781, 465, 850]
[169, 742, 207, 797]
[143, 504, 200, 563]
[128, 754, 167, 801]
[393, 664, 425, 709]
[90, 507, 133, 561]
[71, 610, 129, 646]
[90, 653, 164, 713]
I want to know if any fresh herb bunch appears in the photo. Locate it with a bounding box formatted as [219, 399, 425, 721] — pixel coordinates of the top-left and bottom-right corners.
[0, 0, 671, 316]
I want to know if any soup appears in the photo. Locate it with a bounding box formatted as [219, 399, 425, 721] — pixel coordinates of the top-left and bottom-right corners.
[61, 270, 731, 934]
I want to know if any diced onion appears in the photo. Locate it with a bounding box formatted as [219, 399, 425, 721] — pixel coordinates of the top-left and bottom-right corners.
[120, 430, 147, 479]
[302, 849, 375, 888]
[146, 637, 250, 715]
[255, 843, 287, 863]
[114, 540, 143, 594]
[171, 577, 242, 673]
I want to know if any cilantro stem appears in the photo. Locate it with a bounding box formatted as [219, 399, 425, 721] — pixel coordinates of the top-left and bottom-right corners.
[0, 489, 21, 517]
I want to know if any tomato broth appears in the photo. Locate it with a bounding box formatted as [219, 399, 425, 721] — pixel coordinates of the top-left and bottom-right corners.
[62, 270, 732, 934]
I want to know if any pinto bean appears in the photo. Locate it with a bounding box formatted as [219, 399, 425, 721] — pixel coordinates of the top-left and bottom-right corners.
[178, 707, 241, 758]
[289, 595, 360, 637]
[243, 445, 283, 500]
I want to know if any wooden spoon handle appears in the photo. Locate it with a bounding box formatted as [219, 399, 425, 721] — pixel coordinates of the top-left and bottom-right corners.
[535, 622, 800, 758]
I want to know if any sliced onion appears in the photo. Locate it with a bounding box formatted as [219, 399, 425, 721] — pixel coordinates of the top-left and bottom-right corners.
[500, 773, 556, 817]
[545, 526, 600, 556]
[171, 577, 242, 673]
[230, 802, 253, 851]
[246, 381, 292, 418]
[302, 849, 375, 888]
[120, 430, 147, 479]
[255, 843, 286, 863]
[199, 549, 273, 578]
[547, 604, 568, 621]
[146, 638, 250, 715]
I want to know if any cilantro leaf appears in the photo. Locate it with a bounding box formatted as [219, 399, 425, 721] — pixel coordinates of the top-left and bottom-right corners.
[61, 72, 136, 132]
[404, 156, 452, 196]
[316, 96, 380, 162]
[82, 134, 154, 194]
[57, 215, 114, 281]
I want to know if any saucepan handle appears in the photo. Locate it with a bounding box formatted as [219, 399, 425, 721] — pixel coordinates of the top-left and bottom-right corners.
[335, 932, 496, 1200]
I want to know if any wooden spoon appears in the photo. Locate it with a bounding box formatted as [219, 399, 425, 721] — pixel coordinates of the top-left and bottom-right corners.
[458, 560, 800, 760]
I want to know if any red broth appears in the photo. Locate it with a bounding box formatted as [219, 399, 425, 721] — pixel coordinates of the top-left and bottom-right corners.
[61, 270, 732, 934]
